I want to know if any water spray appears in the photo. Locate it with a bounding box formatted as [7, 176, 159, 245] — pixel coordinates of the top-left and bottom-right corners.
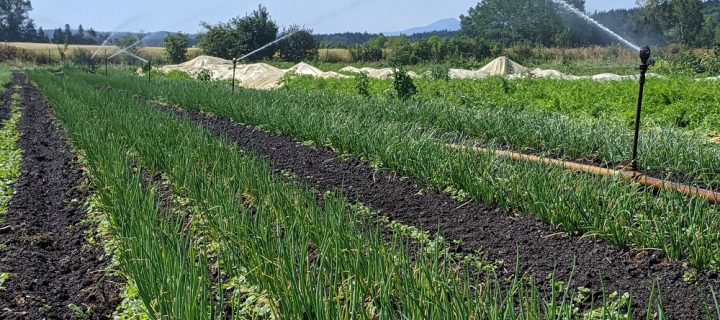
[548, 0, 641, 51]
[237, 32, 295, 61]
[231, 31, 297, 92]
[630, 46, 651, 171]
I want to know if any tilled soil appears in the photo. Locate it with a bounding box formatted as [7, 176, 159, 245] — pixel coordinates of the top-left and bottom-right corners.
[0, 80, 15, 124]
[0, 74, 120, 319]
[170, 106, 719, 319]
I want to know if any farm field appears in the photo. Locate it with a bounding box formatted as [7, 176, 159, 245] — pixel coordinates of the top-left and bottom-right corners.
[0, 65, 714, 318]
[283, 76, 720, 132]
[3, 42, 203, 61]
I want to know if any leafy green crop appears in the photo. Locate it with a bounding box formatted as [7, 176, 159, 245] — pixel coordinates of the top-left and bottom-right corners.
[0, 87, 23, 221]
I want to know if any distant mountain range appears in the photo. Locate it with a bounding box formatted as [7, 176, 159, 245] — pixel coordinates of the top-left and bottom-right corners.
[385, 18, 461, 36]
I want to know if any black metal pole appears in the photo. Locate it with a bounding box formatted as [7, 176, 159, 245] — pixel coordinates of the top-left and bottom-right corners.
[630, 46, 651, 171]
[147, 61, 151, 82]
[105, 58, 108, 76]
[232, 59, 237, 93]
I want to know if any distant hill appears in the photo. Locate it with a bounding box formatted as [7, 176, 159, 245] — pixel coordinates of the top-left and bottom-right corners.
[385, 18, 461, 36]
[314, 18, 461, 48]
[43, 29, 199, 47]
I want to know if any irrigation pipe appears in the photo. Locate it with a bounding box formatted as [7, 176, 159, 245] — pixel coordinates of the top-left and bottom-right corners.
[447, 144, 720, 204]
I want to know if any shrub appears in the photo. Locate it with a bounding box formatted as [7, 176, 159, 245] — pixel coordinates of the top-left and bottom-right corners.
[392, 67, 416, 100]
[196, 69, 212, 81]
[354, 72, 370, 97]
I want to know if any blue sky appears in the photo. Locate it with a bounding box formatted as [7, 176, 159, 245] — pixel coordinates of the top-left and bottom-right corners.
[31, 0, 637, 34]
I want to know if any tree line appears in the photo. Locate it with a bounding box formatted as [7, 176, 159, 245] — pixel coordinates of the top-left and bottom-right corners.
[0, 0, 108, 44]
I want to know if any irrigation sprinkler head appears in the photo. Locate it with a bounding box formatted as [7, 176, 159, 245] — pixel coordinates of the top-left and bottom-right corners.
[640, 46, 651, 66]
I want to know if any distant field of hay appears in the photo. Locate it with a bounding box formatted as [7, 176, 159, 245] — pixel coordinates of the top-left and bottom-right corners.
[3, 42, 202, 61]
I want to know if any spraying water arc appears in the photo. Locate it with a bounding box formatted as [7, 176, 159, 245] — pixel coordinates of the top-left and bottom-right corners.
[236, 32, 296, 61]
[548, 0, 641, 51]
[91, 15, 143, 59]
[231, 31, 297, 92]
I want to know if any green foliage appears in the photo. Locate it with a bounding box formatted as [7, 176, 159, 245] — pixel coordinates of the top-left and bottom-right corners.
[70, 70, 720, 271]
[0, 85, 22, 222]
[197, 4, 278, 61]
[460, 0, 590, 47]
[392, 68, 416, 100]
[67, 304, 91, 319]
[196, 69, 212, 82]
[429, 65, 450, 81]
[163, 32, 189, 64]
[0, 272, 9, 291]
[29, 69, 640, 319]
[71, 48, 93, 66]
[349, 34, 386, 62]
[0, 0, 33, 42]
[354, 72, 370, 97]
[277, 26, 318, 62]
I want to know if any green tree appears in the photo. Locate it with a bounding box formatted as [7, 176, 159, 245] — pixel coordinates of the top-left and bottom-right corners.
[75, 24, 85, 44]
[51, 27, 63, 44]
[460, 0, 586, 47]
[277, 25, 318, 62]
[197, 4, 278, 61]
[63, 24, 71, 43]
[671, 0, 703, 45]
[0, 0, 32, 41]
[163, 32, 189, 64]
[36, 26, 48, 43]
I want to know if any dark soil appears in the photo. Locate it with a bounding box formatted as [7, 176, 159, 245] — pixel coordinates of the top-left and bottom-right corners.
[0, 79, 15, 124]
[0, 74, 121, 319]
[168, 106, 720, 319]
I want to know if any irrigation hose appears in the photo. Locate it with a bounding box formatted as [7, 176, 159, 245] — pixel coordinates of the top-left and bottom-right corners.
[447, 144, 720, 204]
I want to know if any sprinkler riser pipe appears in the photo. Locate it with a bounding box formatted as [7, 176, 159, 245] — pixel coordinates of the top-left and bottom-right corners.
[232, 59, 237, 93]
[630, 46, 651, 171]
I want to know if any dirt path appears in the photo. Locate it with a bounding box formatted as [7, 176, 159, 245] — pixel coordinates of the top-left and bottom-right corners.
[169, 106, 719, 319]
[0, 74, 120, 319]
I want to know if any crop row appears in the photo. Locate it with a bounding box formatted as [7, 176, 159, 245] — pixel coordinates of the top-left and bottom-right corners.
[284, 75, 720, 132]
[64, 69, 720, 270]
[107, 70, 720, 190]
[27, 70, 654, 318]
[0, 78, 21, 221]
[288, 75, 720, 190]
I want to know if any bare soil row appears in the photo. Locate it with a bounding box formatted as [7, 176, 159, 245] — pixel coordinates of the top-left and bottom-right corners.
[0, 75, 119, 319]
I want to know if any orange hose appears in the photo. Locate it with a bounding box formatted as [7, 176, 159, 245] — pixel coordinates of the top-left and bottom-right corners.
[447, 144, 720, 204]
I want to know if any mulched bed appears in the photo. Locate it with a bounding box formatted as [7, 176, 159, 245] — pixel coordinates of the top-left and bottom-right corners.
[0, 74, 120, 319]
[168, 106, 720, 319]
